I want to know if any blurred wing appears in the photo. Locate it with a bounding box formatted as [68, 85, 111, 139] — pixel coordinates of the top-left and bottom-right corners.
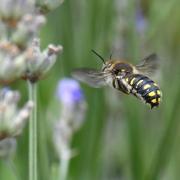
[72, 68, 110, 88]
[136, 53, 159, 76]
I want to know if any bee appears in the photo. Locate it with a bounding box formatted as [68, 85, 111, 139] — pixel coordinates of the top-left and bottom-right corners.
[72, 50, 162, 108]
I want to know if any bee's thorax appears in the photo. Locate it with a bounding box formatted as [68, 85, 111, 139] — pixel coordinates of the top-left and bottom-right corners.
[102, 61, 134, 75]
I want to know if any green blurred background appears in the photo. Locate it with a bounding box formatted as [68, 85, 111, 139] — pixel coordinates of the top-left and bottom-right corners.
[1, 0, 180, 179]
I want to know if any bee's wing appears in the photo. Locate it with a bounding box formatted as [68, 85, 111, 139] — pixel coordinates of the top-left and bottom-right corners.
[72, 68, 110, 88]
[135, 53, 159, 76]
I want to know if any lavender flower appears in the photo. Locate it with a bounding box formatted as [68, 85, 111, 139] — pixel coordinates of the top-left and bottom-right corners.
[0, 0, 34, 27]
[53, 78, 87, 179]
[11, 14, 46, 48]
[135, 4, 147, 33]
[56, 78, 86, 131]
[56, 78, 84, 106]
[0, 41, 27, 84]
[0, 88, 33, 140]
[23, 39, 63, 83]
[0, 0, 63, 84]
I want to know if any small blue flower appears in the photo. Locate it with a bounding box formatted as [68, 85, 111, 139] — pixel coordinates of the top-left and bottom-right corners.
[136, 6, 147, 33]
[54, 79, 87, 160]
[56, 78, 84, 106]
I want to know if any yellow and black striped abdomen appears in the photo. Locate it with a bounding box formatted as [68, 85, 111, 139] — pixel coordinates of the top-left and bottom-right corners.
[126, 74, 162, 108]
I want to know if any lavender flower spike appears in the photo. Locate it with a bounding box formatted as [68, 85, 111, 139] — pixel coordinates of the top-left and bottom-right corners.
[135, 4, 147, 33]
[54, 78, 87, 180]
[0, 88, 33, 140]
[56, 78, 86, 131]
[56, 78, 84, 107]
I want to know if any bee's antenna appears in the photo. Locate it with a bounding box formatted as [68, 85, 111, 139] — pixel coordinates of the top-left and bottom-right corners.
[91, 49, 105, 64]
[110, 53, 112, 60]
[110, 49, 114, 60]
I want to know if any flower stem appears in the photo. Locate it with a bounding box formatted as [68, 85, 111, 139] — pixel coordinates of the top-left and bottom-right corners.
[60, 159, 69, 180]
[28, 81, 38, 180]
[59, 150, 70, 180]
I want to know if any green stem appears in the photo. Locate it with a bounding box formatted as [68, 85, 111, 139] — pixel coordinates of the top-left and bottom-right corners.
[60, 155, 70, 180]
[28, 81, 38, 180]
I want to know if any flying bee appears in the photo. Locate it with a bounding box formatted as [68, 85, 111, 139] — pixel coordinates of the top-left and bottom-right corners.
[72, 50, 162, 108]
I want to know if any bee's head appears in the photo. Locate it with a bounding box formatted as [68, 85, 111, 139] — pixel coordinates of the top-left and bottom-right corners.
[91, 49, 133, 75]
[102, 60, 115, 71]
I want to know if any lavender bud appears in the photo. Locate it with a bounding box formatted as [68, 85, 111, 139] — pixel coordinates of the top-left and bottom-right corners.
[0, 0, 34, 27]
[0, 41, 20, 57]
[35, 0, 64, 14]
[0, 88, 33, 140]
[11, 101, 34, 136]
[0, 54, 27, 83]
[0, 41, 27, 84]
[0, 88, 20, 104]
[23, 39, 63, 82]
[38, 44, 63, 74]
[11, 14, 46, 48]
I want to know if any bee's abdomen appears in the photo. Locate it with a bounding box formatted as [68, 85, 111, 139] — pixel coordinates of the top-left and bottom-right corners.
[126, 74, 162, 108]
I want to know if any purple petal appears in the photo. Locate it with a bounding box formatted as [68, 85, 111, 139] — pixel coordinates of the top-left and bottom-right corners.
[56, 78, 84, 106]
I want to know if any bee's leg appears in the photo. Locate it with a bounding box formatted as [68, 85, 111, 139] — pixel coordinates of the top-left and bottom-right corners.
[114, 78, 130, 94]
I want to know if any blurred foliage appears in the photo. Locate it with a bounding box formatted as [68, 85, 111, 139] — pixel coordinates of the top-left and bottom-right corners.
[1, 0, 180, 180]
